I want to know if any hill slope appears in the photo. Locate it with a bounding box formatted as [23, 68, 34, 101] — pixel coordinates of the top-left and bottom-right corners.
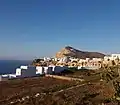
[56, 46, 105, 58]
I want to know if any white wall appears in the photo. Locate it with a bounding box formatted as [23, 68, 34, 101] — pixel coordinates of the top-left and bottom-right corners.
[1, 74, 9, 77]
[44, 67, 53, 74]
[9, 74, 16, 78]
[78, 66, 82, 69]
[104, 56, 111, 61]
[20, 66, 28, 69]
[36, 66, 44, 75]
[16, 66, 36, 77]
[86, 58, 90, 61]
[16, 68, 22, 76]
[111, 54, 120, 59]
[104, 54, 120, 61]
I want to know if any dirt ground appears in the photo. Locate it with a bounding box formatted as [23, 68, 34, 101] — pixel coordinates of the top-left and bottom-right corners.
[0, 77, 77, 105]
[0, 70, 118, 105]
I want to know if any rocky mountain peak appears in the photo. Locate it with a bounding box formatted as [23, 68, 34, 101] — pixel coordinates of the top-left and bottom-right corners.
[56, 46, 105, 59]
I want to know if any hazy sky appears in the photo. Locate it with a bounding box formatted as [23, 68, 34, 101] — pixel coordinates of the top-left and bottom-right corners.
[0, 0, 120, 60]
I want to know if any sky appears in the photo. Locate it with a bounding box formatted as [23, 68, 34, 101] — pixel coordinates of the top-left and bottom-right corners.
[0, 0, 120, 60]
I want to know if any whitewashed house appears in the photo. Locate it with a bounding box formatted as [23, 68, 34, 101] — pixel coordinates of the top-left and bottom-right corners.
[16, 68, 22, 76]
[1, 74, 9, 78]
[111, 54, 120, 60]
[0, 75, 9, 81]
[78, 66, 82, 70]
[16, 66, 36, 78]
[44, 67, 53, 74]
[62, 57, 69, 62]
[92, 58, 102, 62]
[36, 66, 44, 75]
[79, 59, 86, 63]
[58, 59, 63, 63]
[104, 54, 120, 61]
[9, 74, 16, 78]
[86, 58, 90, 62]
[54, 58, 58, 61]
[104, 55, 111, 61]
[92, 58, 99, 61]
[43, 57, 51, 61]
[58, 57, 70, 63]
[20, 66, 28, 69]
[0, 74, 9, 81]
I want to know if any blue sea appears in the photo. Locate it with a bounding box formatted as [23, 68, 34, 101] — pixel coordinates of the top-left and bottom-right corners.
[0, 60, 32, 75]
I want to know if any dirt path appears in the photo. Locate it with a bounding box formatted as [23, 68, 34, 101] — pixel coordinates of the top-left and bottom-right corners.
[45, 74, 85, 82]
[53, 83, 87, 95]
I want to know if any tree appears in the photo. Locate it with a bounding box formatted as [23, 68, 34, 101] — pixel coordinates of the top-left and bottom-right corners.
[101, 66, 120, 103]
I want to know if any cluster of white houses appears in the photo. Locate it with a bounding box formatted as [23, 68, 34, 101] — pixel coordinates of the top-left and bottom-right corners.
[1, 54, 120, 81]
[39, 54, 120, 69]
[104, 54, 120, 61]
[0, 65, 68, 81]
[55, 54, 120, 66]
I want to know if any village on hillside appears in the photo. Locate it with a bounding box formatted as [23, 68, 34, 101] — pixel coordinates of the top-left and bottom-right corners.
[1, 47, 120, 105]
[1, 46, 120, 80]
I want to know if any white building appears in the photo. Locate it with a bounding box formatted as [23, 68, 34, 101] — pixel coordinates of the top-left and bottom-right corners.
[36, 66, 44, 75]
[111, 54, 120, 60]
[0, 75, 9, 81]
[92, 58, 102, 62]
[44, 67, 53, 74]
[36, 66, 54, 75]
[16, 68, 22, 76]
[52, 58, 58, 62]
[78, 59, 86, 63]
[78, 66, 83, 69]
[86, 58, 90, 61]
[9, 74, 16, 78]
[16, 66, 36, 78]
[54, 58, 58, 61]
[0, 74, 13, 81]
[20, 66, 28, 69]
[104, 54, 120, 61]
[43, 57, 51, 61]
[63, 57, 70, 62]
[58, 57, 70, 63]
[1, 74, 9, 78]
[104, 55, 111, 61]
[70, 58, 78, 62]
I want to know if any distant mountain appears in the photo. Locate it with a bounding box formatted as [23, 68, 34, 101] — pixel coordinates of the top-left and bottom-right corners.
[56, 46, 105, 59]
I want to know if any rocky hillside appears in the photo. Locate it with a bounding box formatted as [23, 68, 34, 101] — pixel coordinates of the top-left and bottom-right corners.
[56, 46, 105, 58]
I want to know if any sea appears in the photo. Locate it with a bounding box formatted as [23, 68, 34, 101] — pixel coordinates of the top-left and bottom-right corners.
[0, 60, 32, 75]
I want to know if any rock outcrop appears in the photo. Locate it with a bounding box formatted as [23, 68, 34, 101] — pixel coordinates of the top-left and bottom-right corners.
[56, 46, 105, 59]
